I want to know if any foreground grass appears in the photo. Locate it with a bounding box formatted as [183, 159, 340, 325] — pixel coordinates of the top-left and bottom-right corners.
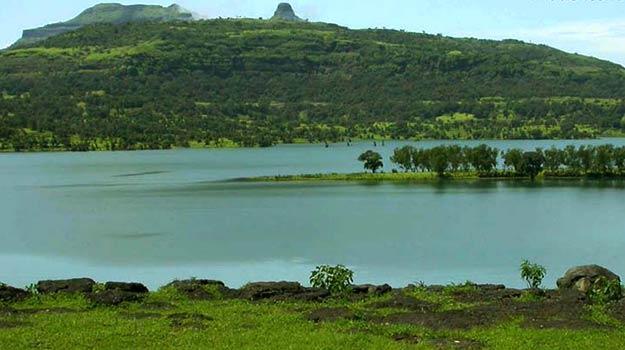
[2, 290, 625, 349]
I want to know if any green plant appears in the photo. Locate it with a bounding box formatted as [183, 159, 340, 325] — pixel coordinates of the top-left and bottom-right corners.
[91, 283, 106, 294]
[588, 277, 623, 305]
[310, 265, 354, 295]
[25, 283, 39, 295]
[520, 260, 546, 289]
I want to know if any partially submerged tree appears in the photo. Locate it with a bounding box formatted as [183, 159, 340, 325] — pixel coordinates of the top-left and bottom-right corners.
[520, 151, 545, 180]
[358, 150, 384, 173]
[390, 145, 414, 172]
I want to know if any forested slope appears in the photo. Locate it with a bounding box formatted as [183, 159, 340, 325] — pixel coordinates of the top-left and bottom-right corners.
[1, 19, 625, 151]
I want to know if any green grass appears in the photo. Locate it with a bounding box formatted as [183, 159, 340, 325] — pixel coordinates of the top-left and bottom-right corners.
[241, 171, 481, 182]
[2, 291, 625, 349]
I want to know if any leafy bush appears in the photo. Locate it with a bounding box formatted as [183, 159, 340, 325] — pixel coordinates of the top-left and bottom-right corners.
[24, 283, 39, 295]
[310, 265, 354, 294]
[91, 283, 106, 294]
[520, 260, 547, 289]
[589, 277, 623, 305]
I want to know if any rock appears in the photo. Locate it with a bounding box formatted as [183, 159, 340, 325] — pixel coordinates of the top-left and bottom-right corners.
[351, 284, 392, 296]
[0, 284, 29, 302]
[36, 278, 95, 294]
[307, 307, 358, 322]
[474, 284, 506, 291]
[425, 285, 446, 293]
[165, 279, 233, 300]
[271, 3, 303, 21]
[104, 282, 149, 294]
[239, 281, 304, 300]
[88, 290, 146, 306]
[557, 265, 620, 293]
[274, 287, 330, 302]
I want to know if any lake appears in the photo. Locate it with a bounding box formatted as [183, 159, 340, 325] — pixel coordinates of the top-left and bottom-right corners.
[2, 139, 625, 290]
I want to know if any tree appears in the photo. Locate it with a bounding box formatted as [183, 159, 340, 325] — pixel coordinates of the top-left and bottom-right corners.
[563, 145, 581, 172]
[577, 146, 594, 173]
[593, 145, 614, 174]
[613, 146, 625, 173]
[502, 148, 523, 172]
[390, 145, 414, 172]
[412, 148, 431, 172]
[466, 144, 499, 173]
[358, 150, 383, 173]
[429, 146, 450, 176]
[520, 151, 545, 180]
[543, 146, 564, 172]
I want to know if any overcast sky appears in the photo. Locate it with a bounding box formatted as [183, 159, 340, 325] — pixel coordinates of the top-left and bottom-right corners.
[2, 0, 625, 66]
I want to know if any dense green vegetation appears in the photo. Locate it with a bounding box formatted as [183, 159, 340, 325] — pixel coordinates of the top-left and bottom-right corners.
[12, 3, 195, 47]
[245, 144, 625, 182]
[390, 144, 625, 178]
[2, 18, 625, 151]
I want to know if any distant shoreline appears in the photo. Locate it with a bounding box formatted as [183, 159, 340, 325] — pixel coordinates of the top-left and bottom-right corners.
[234, 171, 625, 183]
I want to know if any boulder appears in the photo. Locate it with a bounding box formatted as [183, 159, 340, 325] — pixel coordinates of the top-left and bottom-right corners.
[88, 290, 146, 306]
[351, 284, 392, 296]
[104, 282, 149, 294]
[557, 265, 620, 293]
[239, 281, 304, 300]
[36, 278, 95, 294]
[165, 279, 233, 300]
[0, 284, 29, 302]
[273, 287, 330, 302]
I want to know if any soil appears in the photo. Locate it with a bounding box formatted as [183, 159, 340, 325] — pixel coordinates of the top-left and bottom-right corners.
[168, 312, 214, 330]
[309, 287, 604, 331]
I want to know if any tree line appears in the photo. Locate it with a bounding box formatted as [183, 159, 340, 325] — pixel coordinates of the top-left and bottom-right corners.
[358, 144, 625, 179]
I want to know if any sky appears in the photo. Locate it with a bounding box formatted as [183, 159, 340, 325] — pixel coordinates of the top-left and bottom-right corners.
[2, 0, 625, 66]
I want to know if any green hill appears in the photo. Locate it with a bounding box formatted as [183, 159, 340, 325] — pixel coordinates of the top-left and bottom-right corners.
[1, 8, 625, 151]
[12, 3, 196, 47]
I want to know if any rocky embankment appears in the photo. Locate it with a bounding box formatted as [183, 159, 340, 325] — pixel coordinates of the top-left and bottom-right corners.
[0, 265, 622, 313]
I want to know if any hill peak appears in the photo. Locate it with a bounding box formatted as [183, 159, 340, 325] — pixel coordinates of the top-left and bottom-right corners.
[271, 3, 303, 21]
[13, 3, 196, 47]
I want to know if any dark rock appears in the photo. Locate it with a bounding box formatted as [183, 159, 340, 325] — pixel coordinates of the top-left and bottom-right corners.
[88, 290, 146, 306]
[558, 288, 587, 303]
[168, 312, 214, 329]
[474, 284, 506, 291]
[165, 279, 231, 300]
[307, 307, 358, 322]
[371, 294, 437, 312]
[557, 265, 620, 293]
[425, 285, 446, 293]
[274, 287, 330, 302]
[36, 278, 95, 294]
[0, 284, 29, 302]
[104, 282, 149, 294]
[271, 3, 303, 21]
[239, 281, 304, 300]
[352, 284, 392, 296]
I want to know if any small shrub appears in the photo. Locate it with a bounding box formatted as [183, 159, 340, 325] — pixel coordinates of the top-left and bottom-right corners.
[91, 283, 106, 294]
[589, 277, 623, 305]
[520, 260, 546, 289]
[24, 283, 39, 295]
[443, 281, 477, 294]
[310, 265, 354, 295]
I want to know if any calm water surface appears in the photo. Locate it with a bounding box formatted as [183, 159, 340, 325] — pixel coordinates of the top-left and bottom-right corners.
[2, 139, 625, 289]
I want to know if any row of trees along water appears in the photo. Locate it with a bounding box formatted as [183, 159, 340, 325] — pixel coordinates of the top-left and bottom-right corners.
[357, 144, 625, 179]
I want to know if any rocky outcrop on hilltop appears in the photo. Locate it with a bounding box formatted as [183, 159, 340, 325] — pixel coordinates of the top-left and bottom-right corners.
[271, 3, 303, 21]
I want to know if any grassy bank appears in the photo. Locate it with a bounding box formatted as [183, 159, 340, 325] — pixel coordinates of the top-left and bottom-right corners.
[236, 171, 625, 183]
[2, 284, 625, 349]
